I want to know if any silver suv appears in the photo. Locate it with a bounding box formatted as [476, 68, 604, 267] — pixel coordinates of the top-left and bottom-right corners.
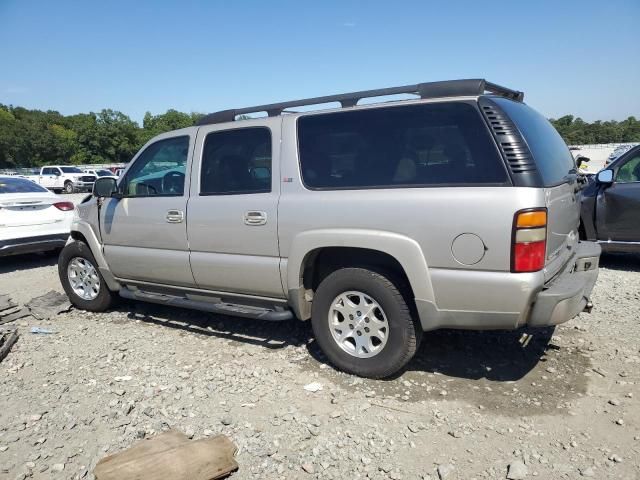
[58, 79, 601, 378]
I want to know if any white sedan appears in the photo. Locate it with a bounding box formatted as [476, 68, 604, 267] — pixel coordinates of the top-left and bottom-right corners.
[0, 176, 74, 256]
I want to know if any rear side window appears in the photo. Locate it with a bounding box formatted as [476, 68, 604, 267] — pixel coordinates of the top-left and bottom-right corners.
[0, 177, 49, 193]
[200, 127, 272, 195]
[298, 102, 507, 189]
[493, 98, 575, 186]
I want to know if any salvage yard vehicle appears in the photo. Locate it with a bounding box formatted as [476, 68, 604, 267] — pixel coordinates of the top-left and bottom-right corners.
[58, 79, 601, 378]
[580, 145, 640, 252]
[83, 168, 118, 180]
[0, 176, 74, 256]
[24, 166, 96, 193]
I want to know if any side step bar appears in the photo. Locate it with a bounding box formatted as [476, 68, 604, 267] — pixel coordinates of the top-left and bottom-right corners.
[119, 288, 294, 321]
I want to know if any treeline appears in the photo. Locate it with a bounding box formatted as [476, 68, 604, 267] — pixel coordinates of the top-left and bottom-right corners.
[550, 115, 640, 145]
[0, 105, 202, 168]
[0, 104, 639, 168]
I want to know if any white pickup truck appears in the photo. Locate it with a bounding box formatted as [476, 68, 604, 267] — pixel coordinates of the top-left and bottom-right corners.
[24, 166, 96, 193]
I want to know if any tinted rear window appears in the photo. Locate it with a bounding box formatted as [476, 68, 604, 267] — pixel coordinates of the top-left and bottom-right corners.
[0, 177, 49, 193]
[298, 102, 507, 189]
[493, 98, 575, 186]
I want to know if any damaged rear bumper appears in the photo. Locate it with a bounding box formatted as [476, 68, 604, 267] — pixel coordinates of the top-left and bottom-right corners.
[527, 241, 601, 327]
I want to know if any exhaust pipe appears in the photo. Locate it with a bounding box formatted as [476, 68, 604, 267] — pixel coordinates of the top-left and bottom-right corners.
[583, 301, 593, 314]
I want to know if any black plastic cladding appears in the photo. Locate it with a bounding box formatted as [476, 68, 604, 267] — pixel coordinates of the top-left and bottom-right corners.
[478, 97, 543, 188]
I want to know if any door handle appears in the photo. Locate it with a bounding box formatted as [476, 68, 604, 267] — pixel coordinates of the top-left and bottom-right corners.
[244, 211, 267, 226]
[166, 210, 184, 223]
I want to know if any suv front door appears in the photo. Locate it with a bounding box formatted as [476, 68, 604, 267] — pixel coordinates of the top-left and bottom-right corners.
[596, 151, 640, 242]
[187, 119, 283, 297]
[101, 133, 196, 286]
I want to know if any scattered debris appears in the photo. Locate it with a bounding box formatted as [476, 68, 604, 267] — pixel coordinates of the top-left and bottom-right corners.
[507, 459, 528, 479]
[30, 327, 56, 335]
[303, 382, 323, 393]
[437, 463, 455, 479]
[25, 290, 72, 320]
[0, 294, 29, 325]
[94, 430, 237, 480]
[0, 326, 19, 362]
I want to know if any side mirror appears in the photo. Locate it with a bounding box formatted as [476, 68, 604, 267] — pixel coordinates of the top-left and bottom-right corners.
[596, 169, 614, 184]
[93, 177, 118, 197]
[54, 170, 61, 176]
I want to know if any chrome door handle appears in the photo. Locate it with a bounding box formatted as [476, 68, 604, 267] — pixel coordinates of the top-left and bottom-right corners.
[244, 211, 267, 226]
[166, 210, 184, 223]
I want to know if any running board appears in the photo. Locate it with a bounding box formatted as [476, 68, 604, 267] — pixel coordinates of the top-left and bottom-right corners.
[118, 287, 294, 321]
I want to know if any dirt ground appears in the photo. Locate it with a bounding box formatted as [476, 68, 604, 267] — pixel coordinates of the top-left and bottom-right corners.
[0, 249, 639, 480]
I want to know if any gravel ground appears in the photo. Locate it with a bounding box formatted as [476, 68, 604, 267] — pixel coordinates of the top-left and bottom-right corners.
[0, 252, 639, 480]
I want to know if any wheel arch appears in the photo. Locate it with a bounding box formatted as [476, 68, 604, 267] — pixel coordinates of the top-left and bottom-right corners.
[285, 229, 434, 320]
[68, 221, 121, 291]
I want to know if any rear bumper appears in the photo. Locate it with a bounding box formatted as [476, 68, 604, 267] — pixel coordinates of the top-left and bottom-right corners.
[527, 241, 600, 327]
[0, 233, 69, 257]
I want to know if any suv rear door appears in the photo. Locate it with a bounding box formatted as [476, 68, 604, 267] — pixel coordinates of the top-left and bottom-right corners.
[187, 118, 283, 297]
[100, 133, 196, 287]
[492, 99, 579, 281]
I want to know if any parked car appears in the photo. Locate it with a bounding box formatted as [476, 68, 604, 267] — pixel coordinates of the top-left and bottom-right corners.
[0, 176, 74, 256]
[57, 79, 601, 378]
[580, 145, 640, 252]
[606, 144, 638, 167]
[83, 168, 118, 180]
[24, 166, 96, 193]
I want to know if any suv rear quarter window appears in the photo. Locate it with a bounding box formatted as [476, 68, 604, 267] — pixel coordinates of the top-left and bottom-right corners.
[297, 102, 507, 190]
[493, 98, 575, 186]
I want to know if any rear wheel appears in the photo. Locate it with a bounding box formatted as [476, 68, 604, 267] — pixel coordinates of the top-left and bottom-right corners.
[311, 267, 421, 378]
[58, 241, 115, 311]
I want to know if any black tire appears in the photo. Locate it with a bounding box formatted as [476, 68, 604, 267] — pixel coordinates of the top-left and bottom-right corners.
[64, 181, 74, 194]
[58, 241, 115, 311]
[311, 267, 421, 379]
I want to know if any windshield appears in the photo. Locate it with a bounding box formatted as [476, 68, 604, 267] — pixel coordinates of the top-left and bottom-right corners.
[493, 98, 576, 186]
[60, 167, 83, 173]
[97, 170, 113, 176]
[0, 177, 49, 194]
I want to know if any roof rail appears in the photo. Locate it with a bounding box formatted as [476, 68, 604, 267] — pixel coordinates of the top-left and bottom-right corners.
[196, 78, 524, 126]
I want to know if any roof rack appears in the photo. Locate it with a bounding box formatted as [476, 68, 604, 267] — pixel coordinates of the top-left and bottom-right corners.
[196, 78, 524, 126]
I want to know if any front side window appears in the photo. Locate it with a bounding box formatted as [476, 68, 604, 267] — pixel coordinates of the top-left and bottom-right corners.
[298, 102, 507, 189]
[60, 167, 83, 174]
[121, 136, 189, 197]
[200, 127, 272, 195]
[616, 154, 640, 183]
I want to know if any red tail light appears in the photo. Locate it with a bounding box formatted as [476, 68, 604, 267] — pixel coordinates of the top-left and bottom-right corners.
[512, 208, 547, 273]
[53, 201, 74, 211]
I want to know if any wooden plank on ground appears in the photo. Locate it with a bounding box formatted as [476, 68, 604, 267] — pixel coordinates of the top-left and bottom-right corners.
[0, 328, 19, 363]
[0, 295, 17, 312]
[94, 430, 238, 480]
[0, 307, 30, 325]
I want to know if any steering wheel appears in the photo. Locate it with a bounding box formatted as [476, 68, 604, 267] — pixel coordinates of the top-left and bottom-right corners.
[161, 171, 185, 194]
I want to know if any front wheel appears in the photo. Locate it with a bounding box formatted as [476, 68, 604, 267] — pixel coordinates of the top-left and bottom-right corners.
[311, 268, 421, 379]
[64, 181, 74, 194]
[58, 241, 115, 311]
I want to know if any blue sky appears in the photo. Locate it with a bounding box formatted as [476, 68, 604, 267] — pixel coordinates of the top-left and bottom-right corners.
[1, 0, 638, 123]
